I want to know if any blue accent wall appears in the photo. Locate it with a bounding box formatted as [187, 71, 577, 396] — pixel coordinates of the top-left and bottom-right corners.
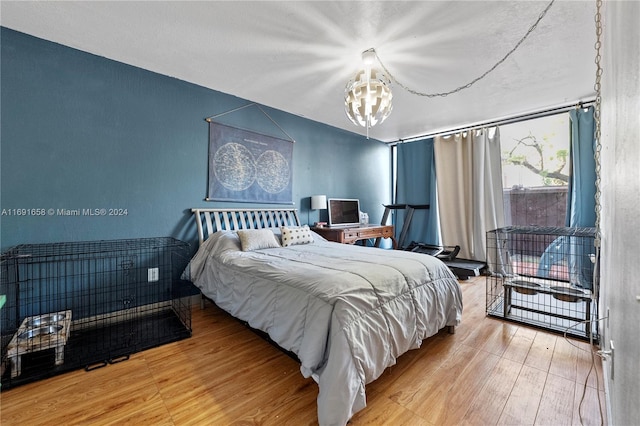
[1, 28, 391, 251]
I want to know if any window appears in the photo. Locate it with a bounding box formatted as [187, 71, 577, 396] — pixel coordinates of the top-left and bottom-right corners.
[500, 113, 570, 227]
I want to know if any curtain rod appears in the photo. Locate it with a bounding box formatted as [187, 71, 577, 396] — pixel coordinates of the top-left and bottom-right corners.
[390, 99, 595, 146]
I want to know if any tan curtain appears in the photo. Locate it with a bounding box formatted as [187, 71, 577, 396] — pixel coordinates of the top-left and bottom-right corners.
[434, 128, 505, 261]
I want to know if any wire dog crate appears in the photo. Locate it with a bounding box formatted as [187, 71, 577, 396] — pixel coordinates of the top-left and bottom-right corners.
[0, 237, 193, 389]
[486, 226, 598, 341]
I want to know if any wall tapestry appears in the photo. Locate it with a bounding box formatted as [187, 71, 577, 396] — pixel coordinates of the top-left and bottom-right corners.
[207, 122, 293, 204]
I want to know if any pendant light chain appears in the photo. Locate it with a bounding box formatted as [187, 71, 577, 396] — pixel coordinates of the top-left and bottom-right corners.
[373, 0, 556, 98]
[593, 0, 603, 249]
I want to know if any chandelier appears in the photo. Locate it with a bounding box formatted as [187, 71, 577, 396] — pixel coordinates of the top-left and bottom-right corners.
[343, 0, 557, 137]
[344, 49, 393, 133]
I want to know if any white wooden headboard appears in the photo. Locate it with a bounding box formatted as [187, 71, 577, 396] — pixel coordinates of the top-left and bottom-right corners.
[191, 208, 301, 246]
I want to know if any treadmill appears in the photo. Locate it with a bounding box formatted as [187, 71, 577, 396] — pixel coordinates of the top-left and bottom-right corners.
[381, 204, 485, 279]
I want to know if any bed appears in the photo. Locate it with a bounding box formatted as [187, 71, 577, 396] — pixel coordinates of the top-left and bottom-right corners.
[183, 208, 463, 426]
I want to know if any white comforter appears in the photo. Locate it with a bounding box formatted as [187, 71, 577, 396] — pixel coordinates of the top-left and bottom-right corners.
[185, 231, 463, 426]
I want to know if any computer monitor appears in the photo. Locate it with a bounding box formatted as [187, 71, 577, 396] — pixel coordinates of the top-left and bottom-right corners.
[327, 198, 360, 227]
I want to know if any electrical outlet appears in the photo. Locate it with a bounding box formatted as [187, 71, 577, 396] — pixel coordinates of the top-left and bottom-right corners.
[148, 267, 159, 282]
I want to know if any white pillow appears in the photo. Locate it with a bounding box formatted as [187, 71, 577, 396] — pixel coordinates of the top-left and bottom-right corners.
[280, 225, 314, 247]
[237, 229, 281, 251]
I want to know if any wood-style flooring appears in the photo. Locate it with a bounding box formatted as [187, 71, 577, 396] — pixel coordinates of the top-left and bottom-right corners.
[0, 276, 607, 425]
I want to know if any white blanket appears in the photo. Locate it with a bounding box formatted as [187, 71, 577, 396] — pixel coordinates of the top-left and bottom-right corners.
[185, 231, 463, 425]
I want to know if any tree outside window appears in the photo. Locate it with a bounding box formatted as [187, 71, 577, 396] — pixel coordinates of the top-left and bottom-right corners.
[500, 113, 570, 226]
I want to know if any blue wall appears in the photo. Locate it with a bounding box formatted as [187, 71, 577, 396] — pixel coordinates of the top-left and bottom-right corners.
[0, 28, 391, 251]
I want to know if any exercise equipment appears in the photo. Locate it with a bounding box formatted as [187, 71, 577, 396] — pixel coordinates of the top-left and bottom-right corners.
[380, 204, 430, 249]
[382, 203, 485, 279]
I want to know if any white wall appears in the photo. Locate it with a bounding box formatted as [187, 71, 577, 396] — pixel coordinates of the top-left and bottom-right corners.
[599, 1, 640, 425]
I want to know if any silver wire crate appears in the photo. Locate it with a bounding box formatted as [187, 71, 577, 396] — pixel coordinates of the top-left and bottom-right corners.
[486, 226, 598, 341]
[1, 237, 193, 389]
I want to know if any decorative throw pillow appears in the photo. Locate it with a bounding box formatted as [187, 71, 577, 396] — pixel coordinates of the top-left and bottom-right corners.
[237, 229, 281, 252]
[280, 225, 314, 247]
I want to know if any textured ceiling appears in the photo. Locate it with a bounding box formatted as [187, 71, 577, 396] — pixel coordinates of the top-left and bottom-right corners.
[1, 1, 597, 142]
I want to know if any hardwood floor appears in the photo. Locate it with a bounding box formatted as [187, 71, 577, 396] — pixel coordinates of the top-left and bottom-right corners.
[0, 276, 607, 425]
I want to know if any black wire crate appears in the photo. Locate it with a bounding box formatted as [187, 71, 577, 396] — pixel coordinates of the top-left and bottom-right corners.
[486, 226, 598, 342]
[0, 237, 193, 389]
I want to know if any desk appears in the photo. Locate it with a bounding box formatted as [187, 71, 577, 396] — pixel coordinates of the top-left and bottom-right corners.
[312, 225, 396, 248]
